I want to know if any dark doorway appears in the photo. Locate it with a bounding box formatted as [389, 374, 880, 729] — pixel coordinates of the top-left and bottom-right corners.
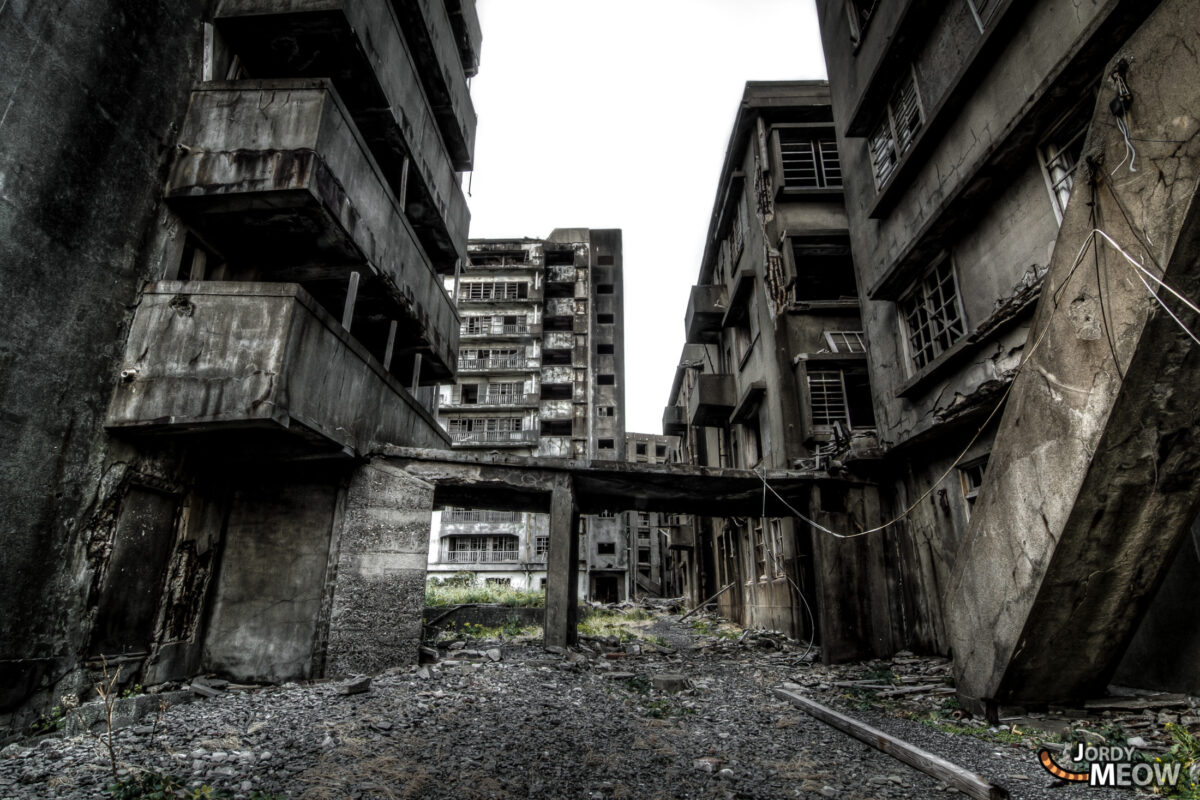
[592, 575, 619, 604]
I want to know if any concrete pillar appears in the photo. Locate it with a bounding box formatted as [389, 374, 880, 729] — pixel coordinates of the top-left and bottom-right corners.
[544, 474, 579, 649]
[946, 0, 1200, 713]
[323, 459, 434, 675]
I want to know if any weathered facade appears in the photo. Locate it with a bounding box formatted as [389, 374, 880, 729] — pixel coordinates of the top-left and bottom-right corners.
[664, 82, 891, 657]
[427, 231, 638, 602]
[0, 0, 481, 731]
[623, 433, 682, 597]
[810, 0, 1200, 710]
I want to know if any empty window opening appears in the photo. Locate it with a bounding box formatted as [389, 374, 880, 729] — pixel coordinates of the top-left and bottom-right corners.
[540, 383, 572, 400]
[635, 443, 647, 456]
[597, 283, 615, 294]
[791, 241, 859, 302]
[598, 438, 615, 450]
[596, 254, 615, 266]
[655, 444, 667, 459]
[597, 374, 615, 385]
[541, 419, 572, 436]
[545, 249, 575, 266]
[597, 343, 615, 355]
[597, 313, 615, 324]
[597, 542, 616, 555]
[598, 406, 615, 417]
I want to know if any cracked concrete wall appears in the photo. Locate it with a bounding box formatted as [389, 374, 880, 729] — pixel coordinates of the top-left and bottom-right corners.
[946, 0, 1200, 709]
[0, 0, 212, 726]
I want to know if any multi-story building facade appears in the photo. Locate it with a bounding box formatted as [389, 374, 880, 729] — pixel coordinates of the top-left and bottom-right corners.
[664, 82, 884, 652]
[427, 230, 633, 601]
[0, 0, 481, 729]
[623, 433, 681, 597]
[811, 0, 1200, 706]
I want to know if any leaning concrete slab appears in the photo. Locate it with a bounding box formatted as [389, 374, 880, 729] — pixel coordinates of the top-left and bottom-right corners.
[946, 0, 1200, 712]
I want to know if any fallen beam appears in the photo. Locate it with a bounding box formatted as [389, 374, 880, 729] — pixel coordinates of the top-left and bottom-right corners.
[773, 689, 1009, 800]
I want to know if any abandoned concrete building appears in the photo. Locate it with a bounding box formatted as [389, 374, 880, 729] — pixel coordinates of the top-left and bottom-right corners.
[664, 81, 881, 658]
[0, 0, 483, 730]
[665, 0, 1200, 714]
[426, 231, 657, 602]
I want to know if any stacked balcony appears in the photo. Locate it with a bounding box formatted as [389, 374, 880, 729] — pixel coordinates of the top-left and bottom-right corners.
[688, 373, 737, 427]
[662, 405, 687, 436]
[684, 285, 725, 344]
[213, 0, 474, 267]
[441, 391, 539, 410]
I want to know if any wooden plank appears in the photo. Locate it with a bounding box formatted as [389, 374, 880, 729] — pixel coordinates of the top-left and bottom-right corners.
[1083, 693, 1190, 712]
[341, 271, 360, 331]
[773, 689, 1009, 800]
[382, 320, 398, 370]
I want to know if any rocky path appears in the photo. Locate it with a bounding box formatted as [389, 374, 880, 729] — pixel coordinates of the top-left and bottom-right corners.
[0, 611, 1160, 799]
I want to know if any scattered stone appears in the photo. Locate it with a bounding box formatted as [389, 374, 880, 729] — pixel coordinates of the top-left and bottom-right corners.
[486, 648, 502, 662]
[693, 757, 721, 773]
[1127, 736, 1150, 748]
[188, 682, 221, 698]
[339, 676, 372, 695]
[652, 673, 691, 693]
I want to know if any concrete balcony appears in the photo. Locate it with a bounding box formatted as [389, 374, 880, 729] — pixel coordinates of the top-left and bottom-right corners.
[685, 285, 725, 344]
[442, 550, 519, 564]
[166, 81, 457, 381]
[441, 392, 539, 410]
[106, 282, 449, 453]
[687, 373, 736, 427]
[384, 0, 477, 168]
[214, 0, 471, 265]
[450, 429, 539, 447]
[662, 405, 687, 436]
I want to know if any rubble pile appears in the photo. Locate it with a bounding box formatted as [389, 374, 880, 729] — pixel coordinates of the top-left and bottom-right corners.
[0, 608, 1174, 799]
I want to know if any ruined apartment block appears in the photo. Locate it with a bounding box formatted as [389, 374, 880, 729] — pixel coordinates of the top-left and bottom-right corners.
[623, 433, 683, 597]
[809, 0, 1197, 710]
[664, 82, 880, 654]
[427, 230, 643, 602]
[0, 0, 482, 732]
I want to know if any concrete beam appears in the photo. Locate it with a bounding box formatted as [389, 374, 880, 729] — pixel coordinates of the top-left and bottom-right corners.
[946, 0, 1200, 712]
[544, 475, 580, 650]
[379, 445, 829, 516]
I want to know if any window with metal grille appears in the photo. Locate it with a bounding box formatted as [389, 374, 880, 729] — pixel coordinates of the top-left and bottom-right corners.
[752, 519, 767, 580]
[823, 331, 866, 353]
[462, 316, 491, 335]
[899, 257, 967, 370]
[534, 535, 549, 558]
[484, 382, 523, 402]
[809, 371, 850, 428]
[778, 132, 842, 189]
[867, 67, 924, 189]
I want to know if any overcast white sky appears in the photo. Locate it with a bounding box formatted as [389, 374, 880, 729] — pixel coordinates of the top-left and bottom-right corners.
[467, 0, 828, 433]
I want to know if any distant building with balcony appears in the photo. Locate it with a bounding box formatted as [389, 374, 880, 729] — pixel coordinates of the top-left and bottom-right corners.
[428, 229, 636, 602]
[0, 0, 482, 728]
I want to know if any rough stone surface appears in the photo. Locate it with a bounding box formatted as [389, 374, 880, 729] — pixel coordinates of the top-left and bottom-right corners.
[0, 612, 1156, 799]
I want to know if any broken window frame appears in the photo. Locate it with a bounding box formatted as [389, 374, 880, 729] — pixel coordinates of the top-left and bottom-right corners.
[844, 0, 879, 45]
[867, 66, 925, 190]
[1038, 106, 1091, 225]
[823, 330, 867, 354]
[898, 254, 968, 372]
[958, 455, 989, 519]
[752, 519, 768, 581]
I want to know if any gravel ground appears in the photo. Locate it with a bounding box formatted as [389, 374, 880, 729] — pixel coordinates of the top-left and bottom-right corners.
[0, 611, 1157, 799]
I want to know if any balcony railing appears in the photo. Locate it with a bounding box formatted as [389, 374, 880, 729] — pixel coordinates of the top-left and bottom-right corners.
[460, 322, 540, 337]
[443, 550, 520, 564]
[459, 355, 533, 371]
[442, 509, 521, 523]
[450, 429, 539, 445]
[443, 391, 539, 408]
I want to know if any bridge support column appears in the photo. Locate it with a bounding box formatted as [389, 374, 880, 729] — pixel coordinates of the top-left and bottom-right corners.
[544, 474, 579, 649]
[323, 459, 435, 676]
